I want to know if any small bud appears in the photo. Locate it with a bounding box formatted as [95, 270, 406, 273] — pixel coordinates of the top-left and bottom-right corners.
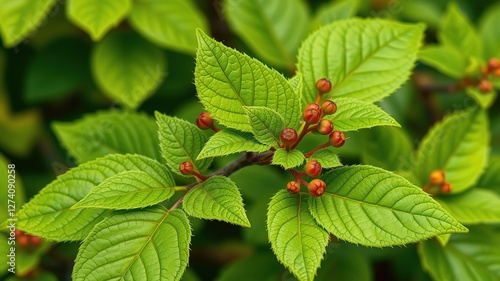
[303, 103, 322, 124]
[280, 128, 298, 146]
[321, 100, 337, 115]
[478, 79, 493, 93]
[305, 160, 322, 178]
[329, 131, 346, 147]
[317, 119, 334, 135]
[196, 112, 214, 130]
[441, 182, 452, 194]
[308, 179, 326, 197]
[488, 58, 500, 72]
[316, 78, 332, 94]
[179, 161, 194, 175]
[429, 170, 445, 186]
[287, 181, 301, 194]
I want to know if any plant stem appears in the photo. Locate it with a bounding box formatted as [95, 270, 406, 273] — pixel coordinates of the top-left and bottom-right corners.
[304, 142, 330, 158]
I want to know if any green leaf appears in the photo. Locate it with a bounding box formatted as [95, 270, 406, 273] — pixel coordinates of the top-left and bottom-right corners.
[479, 2, 500, 59]
[419, 226, 500, 281]
[309, 147, 342, 169]
[415, 108, 489, 193]
[72, 170, 175, 210]
[436, 189, 500, 224]
[267, 190, 329, 281]
[466, 87, 497, 110]
[73, 206, 191, 281]
[53, 110, 161, 163]
[418, 45, 468, 79]
[223, 0, 309, 69]
[272, 148, 305, 170]
[297, 19, 425, 103]
[361, 127, 414, 171]
[25, 38, 91, 103]
[195, 30, 302, 132]
[0, 0, 57, 47]
[67, 0, 131, 41]
[314, 0, 358, 26]
[14, 154, 169, 241]
[439, 3, 482, 59]
[91, 32, 166, 109]
[476, 155, 500, 195]
[244, 106, 284, 147]
[155, 112, 212, 176]
[129, 0, 208, 54]
[197, 130, 270, 160]
[324, 97, 400, 131]
[309, 165, 468, 247]
[289, 73, 303, 94]
[183, 176, 250, 227]
[0, 154, 26, 224]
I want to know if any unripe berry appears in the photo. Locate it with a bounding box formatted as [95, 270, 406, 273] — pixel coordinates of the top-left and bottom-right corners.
[316, 78, 332, 94]
[488, 58, 500, 72]
[317, 119, 334, 135]
[280, 128, 298, 146]
[478, 79, 493, 93]
[329, 131, 346, 147]
[17, 235, 29, 247]
[29, 235, 42, 246]
[196, 112, 214, 130]
[321, 100, 337, 115]
[429, 170, 445, 186]
[287, 181, 300, 194]
[179, 161, 194, 175]
[303, 103, 322, 124]
[441, 182, 452, 194]
[304, 160, 322, 178]
[308, 179, 326, 197]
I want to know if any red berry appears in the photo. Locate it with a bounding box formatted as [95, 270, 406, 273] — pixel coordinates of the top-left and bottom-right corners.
[29, 235, 42, 246]
[179, 161, 194, 175]
[287, 181, 300, 194]
[441, 182, 452, 194]
[196, 112, 214, 130]
[321, 100, 337, 115]
[494, 68, 500, 77]
[316, 78, 332, 94]
[429, 170, 445, 186]
[329, 131, 346, 147]
[304, 160, 322, 178]
[17, 235, 29, 247]
[317, 119, 334, 135]
[280, 128, 298, 146]
[308, 179, 326, 197]
[303, 103, 322, 124]
[14, 229, 23, 237]
[478, 79, 493, 93]
[488, 58, 500, 72]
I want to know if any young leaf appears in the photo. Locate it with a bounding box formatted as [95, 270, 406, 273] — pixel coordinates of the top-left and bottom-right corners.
[183, 176, 250, 227]
[466, 87, 497, 110]
[415, 108, 489, 193]
[73, 206, 191, 281]
[195, 30, 302, 132]
[156, 112, 212, 176]
[92, 32, 166, 109]
[475, 155, 500, 195]
[272, 149, 305, 170]
[419, 226, 500, 281]
[0, 0, 57, 47]
[72, 170, 175, 210]
[289, 73, 303, 95]
[53, 110, 161, 163]
[436, 189, 500, 224]
[479, 2, 500, 59]
[197, 130, 270, 160]
[267, 190, 329, 281]
[309, 165, 468, 247]
[223, 0, 309, 69]
[244, 106, 285, 147]
[14, 154, 170, 241]
[324, 98, 400, 131]
[66, 0, 131, 41]
[309, 147, 342, 169]
[314, 0, 358, 26]
[439, 3, 482, 59]
[361, 127, 414, 171]
[418, 45, 467, 79]
[297, 19, 424, 103]
[129, 0, 208, 54]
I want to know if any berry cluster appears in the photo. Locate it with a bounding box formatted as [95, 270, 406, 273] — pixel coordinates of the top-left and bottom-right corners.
[478, 58, 500, 93]
[15, 230, 43, 249]
[423, 169, 452, 195]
